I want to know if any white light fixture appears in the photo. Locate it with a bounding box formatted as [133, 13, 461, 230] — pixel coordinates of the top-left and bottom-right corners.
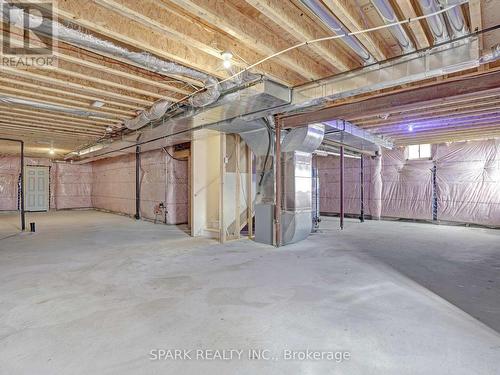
[49, 148, 55, 155]
[221, 51, 233, 69]
[408, 124, 414, 132]
[91, 100, 105, 108]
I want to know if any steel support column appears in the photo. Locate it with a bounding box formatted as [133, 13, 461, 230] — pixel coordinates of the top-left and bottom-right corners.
[0, 138, 25, 231]
[135, 145, 141, 220]
[360, 155, 365, 223]
[340, 146, 344, 230]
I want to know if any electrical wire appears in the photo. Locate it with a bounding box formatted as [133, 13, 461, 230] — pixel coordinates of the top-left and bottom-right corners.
[162, 146, 188, 162]
[164, 2, 467, 107]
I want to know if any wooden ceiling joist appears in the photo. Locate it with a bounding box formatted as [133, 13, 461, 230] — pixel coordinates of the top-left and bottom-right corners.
[165, 0, 330, 82]
[0, 105, 119, 125]
[308, 0, 389, 61]
[244, 0, 355, 72]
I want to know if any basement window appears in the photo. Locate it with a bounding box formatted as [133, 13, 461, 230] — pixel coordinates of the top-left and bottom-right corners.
[407, 144, 431, 160]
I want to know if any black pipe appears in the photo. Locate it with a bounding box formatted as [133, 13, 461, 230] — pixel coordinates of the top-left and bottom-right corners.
[360, 155, 365, 223]
[135, 145, 141, 220]
[432, 165, 438, 221]
[340, 146, 344, 230]
[0, 137, 25, 231]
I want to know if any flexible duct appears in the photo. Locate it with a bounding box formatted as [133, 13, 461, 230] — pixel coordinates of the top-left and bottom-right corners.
[444, 5, 468, 38]
[417, 0, 450, 43]
[370, 0, 414, 53]
[300, 0, 375, 64]
[0, 0, 221, 130]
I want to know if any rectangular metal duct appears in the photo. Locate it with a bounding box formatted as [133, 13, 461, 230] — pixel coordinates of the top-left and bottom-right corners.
[322, 120, 393, 152]
[74, 80, 291, 162]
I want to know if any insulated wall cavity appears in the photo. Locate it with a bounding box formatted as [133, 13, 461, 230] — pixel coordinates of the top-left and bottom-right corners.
[165, 148, 189, 225]
[317, 139, 500, 227]
[91, 149, 189, 223]
[0, 155, 91, 210]
[92, 153, 136, 216]
[54, 163, 92, 209]
[380, 148, 433, 220]
[435, 139, 500, 226]
[316, 155, 372, 216]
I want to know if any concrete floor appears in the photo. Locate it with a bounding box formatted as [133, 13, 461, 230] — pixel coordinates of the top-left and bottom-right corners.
[0, 210, 499, 374]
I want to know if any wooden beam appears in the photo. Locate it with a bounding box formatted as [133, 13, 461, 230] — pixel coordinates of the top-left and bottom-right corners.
[165, 0, 330, 82]
[44, 59, 172, 101]
[54, 0, 228, 79]
[0, 76, 143, 111]
[244, 0, 355, 72]
[0, 117, 105, 135]
[55, 45, 194, 96]
[0, 105, 119, 125]
[93, 0, 312, 84]
[0, 123, 98, 139]
[352, 95, 500, 125]
[0, 111, 106, 131]
[0, 84, 134, 117]
[0, 88, 131, 120]
[0, 66, 154, 106]
[317, 0, 388, 60]
[379, 119, 500, 136]
[468, 0, 483, 58]
[284, 71, 500, 127]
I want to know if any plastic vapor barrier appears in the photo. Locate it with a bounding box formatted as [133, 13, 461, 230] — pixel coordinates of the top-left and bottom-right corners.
[0, 155, 92, 210]
[317, 139, 500, 227]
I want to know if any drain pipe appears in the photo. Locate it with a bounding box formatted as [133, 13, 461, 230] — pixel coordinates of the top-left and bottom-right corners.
[0, 138, 25, 231]
[135, 145, 141, 220]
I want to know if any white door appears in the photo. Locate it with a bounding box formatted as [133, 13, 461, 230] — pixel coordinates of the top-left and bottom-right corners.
[25, 166, 49, 212]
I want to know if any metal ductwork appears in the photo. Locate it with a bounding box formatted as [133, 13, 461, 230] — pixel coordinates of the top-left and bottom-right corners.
[280, 124, 325, 245]
[417, 0, 450, 43]
[299, 0, 376, 64]
[71, 80, 290, 161]
[443, 3, 468, 38]
[371, 0, 415, 53]
[322, 119, 393, 152]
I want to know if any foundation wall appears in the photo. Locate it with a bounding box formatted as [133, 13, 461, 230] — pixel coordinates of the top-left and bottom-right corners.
[318, 139, 500, 226]
[0, 155, 91, 211]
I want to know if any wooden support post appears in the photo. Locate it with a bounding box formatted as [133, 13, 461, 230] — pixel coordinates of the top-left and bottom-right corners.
[235, 135, 241, 239]
[219, 134, 226, 243]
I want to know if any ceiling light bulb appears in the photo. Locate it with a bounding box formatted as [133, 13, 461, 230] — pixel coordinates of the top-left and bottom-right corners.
[221, 51, 233, 61]
[91, 100, 105, 108]
[49, 148, 55, 155]
[408, 124, 414, 132]
[223, 60, 232, 69]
